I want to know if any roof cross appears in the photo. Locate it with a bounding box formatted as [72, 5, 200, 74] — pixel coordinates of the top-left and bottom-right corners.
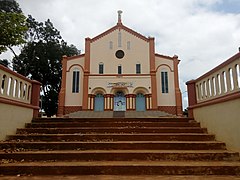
[117, 10, 123, 24]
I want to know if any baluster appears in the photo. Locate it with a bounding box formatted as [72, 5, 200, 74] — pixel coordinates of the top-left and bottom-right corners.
[9, 77, 14, 98]
[226, 68, 232, 92]
[232, 65, 239, 90]
[0, 73, 2, 94]
[3, 75, 8, 96]
[220, 72, 225, 94]
[213, 76, 217, 96]
[206, 79, 210, 98]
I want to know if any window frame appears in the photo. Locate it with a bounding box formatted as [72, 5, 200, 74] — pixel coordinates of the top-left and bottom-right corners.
[118, 65, 122, 74]
[99, 63, 104, 74]
[72, 69, 80, 93]
[161, 71, 169, 93]
[136, 63, 141, 74]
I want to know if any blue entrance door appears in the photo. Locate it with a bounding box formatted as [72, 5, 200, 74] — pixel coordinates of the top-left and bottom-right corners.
[94, 94, 104, 111]
[136, 93, 146, 111]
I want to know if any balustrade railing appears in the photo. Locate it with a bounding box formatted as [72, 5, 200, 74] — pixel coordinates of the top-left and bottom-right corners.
[0, 66, 32, 104]
[187, 52, 240, 107]
[0, 64, 41, 118]
[186, 52, 240, 117]
[194, 53, 240, 104]
[186, 52, 240, 151]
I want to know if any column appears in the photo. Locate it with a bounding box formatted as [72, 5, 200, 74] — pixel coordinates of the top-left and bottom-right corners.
[186, 80, 197, 118]
[173, 55, 183, 116]
[104, 94, 114, 111]
[82, 38, 91, 110]
[57, 55, 67, 116]
[88, 94, 95, 110]
[31, 80, 41, 118]
[149, 37, 157, 109]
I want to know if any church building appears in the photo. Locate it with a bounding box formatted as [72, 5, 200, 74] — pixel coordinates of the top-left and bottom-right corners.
[57, 11, 182, 116]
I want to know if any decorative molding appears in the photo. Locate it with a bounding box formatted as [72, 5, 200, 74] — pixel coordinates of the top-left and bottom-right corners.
[190, 91, 240, 109]
[0, 97, 39, 111]
[91, 24, 149, 43]
[155, 53, 174, 60]
[156, 64, 174, 72]
[67, 64, 85, 72]
[66, 54, 85, 61]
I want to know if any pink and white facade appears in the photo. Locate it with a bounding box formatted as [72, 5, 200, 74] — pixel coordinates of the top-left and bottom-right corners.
[58, 11, 182, 116]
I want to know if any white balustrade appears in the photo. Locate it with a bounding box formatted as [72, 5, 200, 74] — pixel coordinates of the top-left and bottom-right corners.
[195, 57, 240, 103]
[0, 66, 32, 104]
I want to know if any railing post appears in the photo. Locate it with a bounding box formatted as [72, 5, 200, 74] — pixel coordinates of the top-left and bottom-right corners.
[31, 80, 41, 118]
[186, 80, 197, 118]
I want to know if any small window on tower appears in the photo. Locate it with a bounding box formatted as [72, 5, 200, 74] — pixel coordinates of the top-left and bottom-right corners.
[136, 64, 141, 74]
[99, 63, 104, 74]
[127, 41, 130, 50]
[118, 65, 122, 74]
[118, 32, 122, 47]
[109, 41, 113, 49]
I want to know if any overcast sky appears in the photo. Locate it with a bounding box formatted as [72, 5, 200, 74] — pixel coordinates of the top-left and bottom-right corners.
[1, 0, 240, 108]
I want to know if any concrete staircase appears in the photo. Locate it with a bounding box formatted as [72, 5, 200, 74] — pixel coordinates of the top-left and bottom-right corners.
[0, 117, 240, 176]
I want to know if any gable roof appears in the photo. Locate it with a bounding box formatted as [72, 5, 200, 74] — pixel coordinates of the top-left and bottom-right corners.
[66, 54, 85, 61]
[155, 53, 174, 60]
[90, 23, 150, 43]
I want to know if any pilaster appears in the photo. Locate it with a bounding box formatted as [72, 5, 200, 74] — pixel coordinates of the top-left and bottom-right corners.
[173, 55, 183, 116]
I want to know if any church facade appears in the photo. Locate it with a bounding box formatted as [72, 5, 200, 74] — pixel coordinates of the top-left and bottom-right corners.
[57, 11, 182, 116]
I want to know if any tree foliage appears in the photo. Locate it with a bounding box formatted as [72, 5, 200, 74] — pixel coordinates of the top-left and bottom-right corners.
[0, 0, 27, 54]
[0, 59, 10, 67]
[13, 15, 80, 116]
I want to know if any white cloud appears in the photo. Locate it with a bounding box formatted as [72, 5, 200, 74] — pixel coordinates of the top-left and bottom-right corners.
[2, 0, 240, 108]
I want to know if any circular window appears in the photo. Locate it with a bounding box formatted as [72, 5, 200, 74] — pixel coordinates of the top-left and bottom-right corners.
[115, 50, 125, 59]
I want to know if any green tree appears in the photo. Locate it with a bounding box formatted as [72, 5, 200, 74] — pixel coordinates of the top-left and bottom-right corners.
[0, 59, 9, 67]
[0, 0, 27, 55]
[13, 15, 80, 117]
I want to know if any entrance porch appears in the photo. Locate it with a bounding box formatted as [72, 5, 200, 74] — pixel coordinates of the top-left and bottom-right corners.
[88, 92, 152, 112]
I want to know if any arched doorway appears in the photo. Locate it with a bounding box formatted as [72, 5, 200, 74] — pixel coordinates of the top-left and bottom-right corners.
[114, 91, 126, 111]
[136, 93, 146, 111]
[94, 93, 104, 111]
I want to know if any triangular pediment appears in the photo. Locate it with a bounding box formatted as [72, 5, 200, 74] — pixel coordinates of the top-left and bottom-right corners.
[90, 23, 149, 43]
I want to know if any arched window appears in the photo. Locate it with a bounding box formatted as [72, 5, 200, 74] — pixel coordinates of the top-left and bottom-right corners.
[99, 63, 104, 74]
[72, 68, 80, 93]
[161, 71, 168, 93]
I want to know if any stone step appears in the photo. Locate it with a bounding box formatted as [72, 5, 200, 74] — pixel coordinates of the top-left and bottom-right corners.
[0, 150, 239, 162]
[6, 133, 215, 142]
[25, 122, 201, 128]
[2, 175, 240, 180]
[16, 127, 208, 134]
[1, 161, 240, 175]
[32, 117, 193, 123]
[0, 141, 226, 150]
[67, 110, 172, 118]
